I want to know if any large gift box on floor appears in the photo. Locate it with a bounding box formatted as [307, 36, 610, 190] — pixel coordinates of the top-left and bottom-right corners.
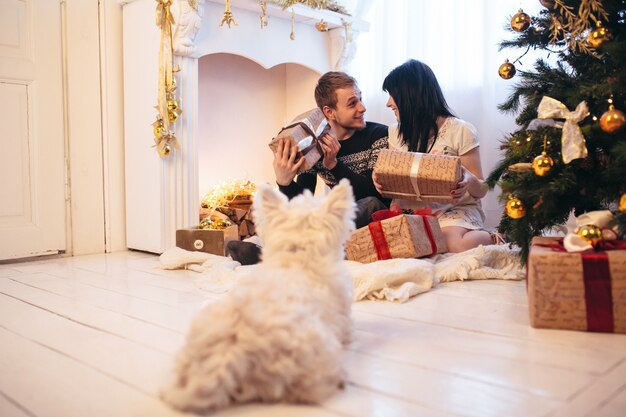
[374, 149, 462, 203]
[345, 213, 447, 263]
[269, 108, 328, 174]
[176, 226, 239, 256]
[527, 236, 626, 333]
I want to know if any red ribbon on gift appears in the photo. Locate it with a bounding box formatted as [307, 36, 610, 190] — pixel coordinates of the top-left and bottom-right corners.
[368, 221, 391, 260]
[368, 206, 438, 260]
[534, 237, 626, 333]
[581, 252, 614, 332]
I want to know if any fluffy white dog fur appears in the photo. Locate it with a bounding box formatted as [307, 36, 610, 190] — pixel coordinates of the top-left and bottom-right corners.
[161, 179, 357, 413]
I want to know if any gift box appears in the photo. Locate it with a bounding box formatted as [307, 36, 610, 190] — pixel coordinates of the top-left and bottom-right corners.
[374, 149, 462, 203]
[176, 226, 239, 256]
[527, 236, 626, 333]
[269, 108, 328, 174]
[345, 213, 447, 263]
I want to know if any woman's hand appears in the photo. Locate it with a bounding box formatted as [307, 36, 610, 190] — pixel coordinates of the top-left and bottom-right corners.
[373, 171, 384, 194]
[451, 167, 471, 201]
[273, 138, 304, 186]
[319, 132, 341, 170]
[451, 166, 487, 201]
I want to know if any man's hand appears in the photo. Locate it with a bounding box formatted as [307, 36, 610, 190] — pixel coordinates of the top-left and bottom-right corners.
[319, 132, 340, 170]
[273, 138, 305, 186]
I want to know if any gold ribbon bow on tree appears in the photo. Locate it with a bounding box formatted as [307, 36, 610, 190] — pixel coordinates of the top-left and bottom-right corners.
[153, 0, 181, 157]
[537, 96, 588, 164]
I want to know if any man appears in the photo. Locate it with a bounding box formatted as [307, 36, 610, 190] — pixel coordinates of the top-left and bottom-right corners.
[274, 71, 389, 225]
[229, 72, 389, 265]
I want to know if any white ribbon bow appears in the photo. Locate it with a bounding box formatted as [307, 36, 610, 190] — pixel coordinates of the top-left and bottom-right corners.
[537, 96, 589, 164]
[563, 210, 617, 252]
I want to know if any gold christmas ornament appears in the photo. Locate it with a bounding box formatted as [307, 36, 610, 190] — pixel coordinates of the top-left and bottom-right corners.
[213, 218, 233, 229]
[315, 19, 328, 32]
[498, 59, 516, 80]
[576, 224, 603, 246]
[619, 194, 626, 214]
[539, 0, 555, 9]
[167, 98, 178, 113]
[220, 0, 238, 28]
[505, 196, 526, 219]
[199, 218, 213, 230]
[588, 21, 611, 48]
[166, 98, 182, 123]
[599, 104, 626, 134]
[511, 9, 531, 32]
[157, 142, 172, 157]
[153, 120, 166, 139]
[532, 152, 554, 176]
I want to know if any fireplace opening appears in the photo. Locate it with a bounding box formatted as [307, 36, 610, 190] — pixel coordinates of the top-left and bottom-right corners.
[198, 53, 322, 197]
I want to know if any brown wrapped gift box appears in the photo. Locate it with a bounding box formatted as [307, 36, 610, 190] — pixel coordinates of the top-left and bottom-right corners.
[176, 226, 239, 257]
[345, 214, 447, 264]
[269, 108, 328, 174]
[374, 149, 462, 203]
[527, 237, 626, 333]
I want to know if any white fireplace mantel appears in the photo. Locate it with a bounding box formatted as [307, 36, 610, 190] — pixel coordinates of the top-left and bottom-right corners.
[120, 0, 368, 253]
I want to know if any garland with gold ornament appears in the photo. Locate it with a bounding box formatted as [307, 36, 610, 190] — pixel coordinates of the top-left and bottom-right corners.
[153, 0, 182, 157]
[268, 0, 349, 15]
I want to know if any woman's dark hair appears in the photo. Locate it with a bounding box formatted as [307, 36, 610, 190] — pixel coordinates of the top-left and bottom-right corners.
[383, 59, 454, 153]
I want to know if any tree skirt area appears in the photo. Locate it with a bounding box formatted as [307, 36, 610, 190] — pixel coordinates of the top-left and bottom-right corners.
[159, 245, 524, 303]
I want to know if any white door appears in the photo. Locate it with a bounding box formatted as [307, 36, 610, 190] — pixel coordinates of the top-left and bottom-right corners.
[0, 0, 66, 260]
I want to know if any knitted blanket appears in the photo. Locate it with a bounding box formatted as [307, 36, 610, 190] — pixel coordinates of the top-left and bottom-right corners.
[158, 245, 524, 303]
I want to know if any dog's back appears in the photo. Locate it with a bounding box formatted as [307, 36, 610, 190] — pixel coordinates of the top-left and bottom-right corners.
[161, 180, 356, 413]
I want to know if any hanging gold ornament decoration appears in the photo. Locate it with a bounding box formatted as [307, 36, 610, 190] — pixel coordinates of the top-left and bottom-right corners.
[532, 152, 555, 176]
[539, 0, 555, 9]
[157, 142, 172, 157]
[588, 21, 611, 48]
[153, 119, 167, 139]
[289, 8, 295, 40]
[576, 224, 603, 246]
[498, 59, 516, 80]
[153, 0, 182, 158]
[619, 194, 626, 214]
[532, 134, 555, 176]
[259, 0, 268, 28]
[220, 0, 238, 28]
[167, 97, 182, 123]
[315, 19, 328, 32]
[599, 104, 626, 134]
[505, 196, 526, 219]
[511, 9, 531, 32]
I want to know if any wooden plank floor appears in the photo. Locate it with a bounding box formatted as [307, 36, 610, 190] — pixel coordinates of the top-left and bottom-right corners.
[1, 251, 625, 417]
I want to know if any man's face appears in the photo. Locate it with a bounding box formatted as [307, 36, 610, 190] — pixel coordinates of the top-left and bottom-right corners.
[326, 86, 366, 130]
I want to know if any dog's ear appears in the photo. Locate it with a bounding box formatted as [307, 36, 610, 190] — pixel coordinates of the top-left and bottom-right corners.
[254, 183, 288, 219]
[321, 179, 355, 224]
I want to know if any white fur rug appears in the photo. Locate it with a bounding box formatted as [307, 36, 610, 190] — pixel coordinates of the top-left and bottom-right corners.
[159, 244, 524, 303]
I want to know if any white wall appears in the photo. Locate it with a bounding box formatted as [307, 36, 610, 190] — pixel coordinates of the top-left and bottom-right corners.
[198, 53, 318, 197]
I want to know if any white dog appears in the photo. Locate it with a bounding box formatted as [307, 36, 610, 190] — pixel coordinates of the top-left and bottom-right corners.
[161, 179, 356, 413]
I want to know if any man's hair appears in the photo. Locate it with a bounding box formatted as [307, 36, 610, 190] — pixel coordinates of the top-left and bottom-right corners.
[314, 71, 358, 110]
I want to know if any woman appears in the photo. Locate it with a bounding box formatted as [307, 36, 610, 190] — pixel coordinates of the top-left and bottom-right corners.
[375, 59, 496, 252]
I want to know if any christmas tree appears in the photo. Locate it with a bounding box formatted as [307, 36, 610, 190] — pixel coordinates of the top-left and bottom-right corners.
[487, 0, 626, 262]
